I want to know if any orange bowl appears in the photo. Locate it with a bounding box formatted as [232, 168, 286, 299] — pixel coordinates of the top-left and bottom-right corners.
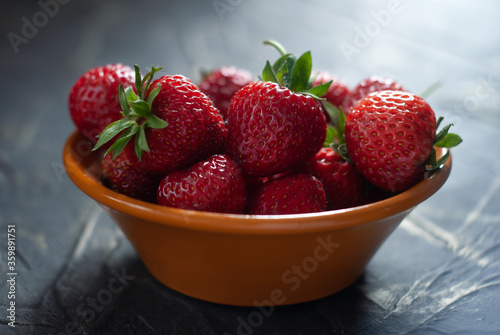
[63, 130, 452, 306]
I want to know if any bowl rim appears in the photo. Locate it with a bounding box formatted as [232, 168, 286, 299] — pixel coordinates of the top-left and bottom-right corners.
[63, 130, 452, 235]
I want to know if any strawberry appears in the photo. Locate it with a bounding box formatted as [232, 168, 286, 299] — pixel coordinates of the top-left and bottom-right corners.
[225, 40, 330, 178]
[312, 71, 350, 108]
[198, 66, 254, 120]
[248, 173, 326, 215]
[342, 76, 406, 114]
[101, 151, 161, 203]
[303, 147, 367, 210]
[344, 90, 462, 192]
[157, 154, 247, 214]
[69, 64, 135, 144]
[93, 65, 227, 175]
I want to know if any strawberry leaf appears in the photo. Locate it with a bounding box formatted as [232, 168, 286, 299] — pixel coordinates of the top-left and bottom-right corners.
[262, 61, 278, 83]
[301, 92, 325, 100]
[133, 65, 143, 99]
[138, 124, 149, 152]
[118, 85, 132, 116]
[273, 54, 293, 85]
[324, 125, 337, 147]
[130, 100, 151, 117]
[142, 65, 163, 97]
[332, 143, 352, 164]
[309, 71, 320, 87]
[124, 86, 138, 102]
[426, 147, 437, 170]
[146, 84, 161, 108]
[306, 80, 331, 98]
[134, 124, 150, 161]
[93, 119, 136, 151]
[426, 147, 450, 171]
[282, 57, 296, 87]
[426, 114, 462, 170]
[436, 116, 444, 130]
[434, 121, 452, 143]
[147, 115, 168, 129]
[322, 101, 346, 144]
[433, 117, 463, 148]
[435, 150, 450, 167]
[434, 133, 462, 148]
[106, 123, 139, 159]
[289, 51, 312, 93]
[272, 53, 293, 73]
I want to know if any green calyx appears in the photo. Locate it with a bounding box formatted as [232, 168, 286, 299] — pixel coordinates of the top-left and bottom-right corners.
[322, 101, 352, 163]
[426, 116, 463, 171]
[261, 39, 332, 99]
[92, 65, 167, 160]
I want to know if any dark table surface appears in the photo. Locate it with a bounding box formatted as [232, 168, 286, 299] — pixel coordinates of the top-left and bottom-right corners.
[1, 0, 500, 334]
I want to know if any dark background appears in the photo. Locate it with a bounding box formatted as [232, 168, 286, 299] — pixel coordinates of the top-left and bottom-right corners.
[1, 0, 500, 334]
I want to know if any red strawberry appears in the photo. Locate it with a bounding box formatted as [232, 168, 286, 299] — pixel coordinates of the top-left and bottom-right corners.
[312, 71, 350, 108]
[198, 66, 254, 120]
[342, 76, 406, 114]
[157, 154, 247, 214]
[303, 147, 367, 210]
[69, 64, 135, 144]
[101, 152, 161, 203]
[248, 174, 326, 215]
[344, 90, 462, 192]
[94, 66, 227, 175]
[225, 41, 330, 178]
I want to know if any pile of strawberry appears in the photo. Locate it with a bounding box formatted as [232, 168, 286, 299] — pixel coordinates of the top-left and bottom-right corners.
[69, 40, 461, 215]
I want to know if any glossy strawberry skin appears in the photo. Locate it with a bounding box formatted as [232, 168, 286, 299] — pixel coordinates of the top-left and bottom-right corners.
[312, 71, 350, 108]
[304, 148, 367, 210]
[248, 174, 326, 215]
[345, 90, 436, 193]
[226, 81, 327, 178]
[198, 66, 254, 120]
[101, 152, 161, 203]
[342, 76, 406, 114]
[125, 75, 227, 175]
[157, 154, 247, 214]
[69, 64, 135, 144]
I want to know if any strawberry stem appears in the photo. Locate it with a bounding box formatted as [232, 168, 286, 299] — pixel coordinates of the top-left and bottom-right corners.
[263, 39, 287, 56]
[419, 81, 442, 100]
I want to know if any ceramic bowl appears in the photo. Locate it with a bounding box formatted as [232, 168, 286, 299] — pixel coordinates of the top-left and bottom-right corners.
[63, 131, 452, 306]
